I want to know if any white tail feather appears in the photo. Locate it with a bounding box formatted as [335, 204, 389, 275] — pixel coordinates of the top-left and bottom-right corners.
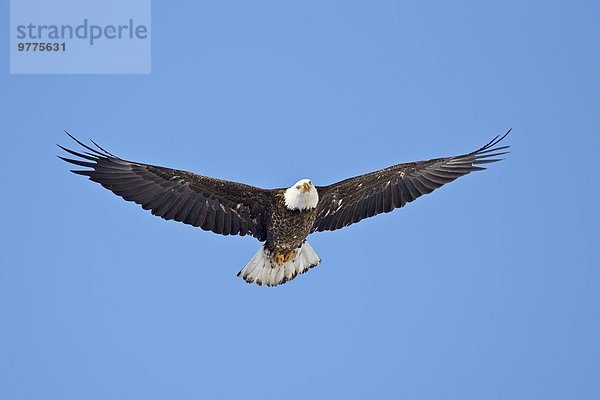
[237, 242, 321, 286]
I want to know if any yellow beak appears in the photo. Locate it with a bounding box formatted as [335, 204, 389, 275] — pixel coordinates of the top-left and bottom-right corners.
[299, 182, 311, 193]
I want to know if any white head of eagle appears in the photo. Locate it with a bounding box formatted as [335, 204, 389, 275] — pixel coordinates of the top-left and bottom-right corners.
[284, 179, 319, 211]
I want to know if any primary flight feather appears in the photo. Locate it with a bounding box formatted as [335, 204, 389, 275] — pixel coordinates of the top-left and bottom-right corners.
[59, 130, 510, 286]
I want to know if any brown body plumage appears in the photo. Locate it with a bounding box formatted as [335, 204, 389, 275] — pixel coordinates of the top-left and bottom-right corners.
[266, 191, 318, 253]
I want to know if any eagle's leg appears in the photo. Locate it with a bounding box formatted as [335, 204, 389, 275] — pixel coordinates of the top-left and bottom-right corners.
[272, 250, 295, 265]
[273, 252, 285, 265]
[283, 250, 295, 262]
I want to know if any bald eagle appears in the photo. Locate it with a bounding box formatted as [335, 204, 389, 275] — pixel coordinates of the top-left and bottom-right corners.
[59, 131, 509, 287]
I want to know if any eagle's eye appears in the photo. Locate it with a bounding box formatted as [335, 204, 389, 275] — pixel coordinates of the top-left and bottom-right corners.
[296, 185, 301, 189]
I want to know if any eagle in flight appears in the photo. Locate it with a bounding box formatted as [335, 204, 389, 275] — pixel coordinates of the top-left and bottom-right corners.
[59, 131, 509, 287]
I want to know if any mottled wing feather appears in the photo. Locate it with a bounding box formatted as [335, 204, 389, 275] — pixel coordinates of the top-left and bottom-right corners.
[312, 131, 510, 232]
[59, 134, 272, 241]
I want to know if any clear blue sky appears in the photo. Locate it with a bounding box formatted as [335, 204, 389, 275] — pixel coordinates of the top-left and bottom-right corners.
[1, 1, 599, 399]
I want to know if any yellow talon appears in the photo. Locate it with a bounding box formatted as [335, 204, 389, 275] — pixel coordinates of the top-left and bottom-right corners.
[273, 251, 295, 265]
[273, 253, 285, 265]
[284, 251, 295, 262]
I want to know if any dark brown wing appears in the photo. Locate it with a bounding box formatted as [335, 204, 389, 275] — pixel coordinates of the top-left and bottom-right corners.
[59, 133, 272, 241]
[312, 131, 510, 232]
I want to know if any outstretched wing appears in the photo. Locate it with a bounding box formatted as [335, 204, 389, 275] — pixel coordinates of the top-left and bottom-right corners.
[59, 133, 272, 241]
[312, 131, 510, 232]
